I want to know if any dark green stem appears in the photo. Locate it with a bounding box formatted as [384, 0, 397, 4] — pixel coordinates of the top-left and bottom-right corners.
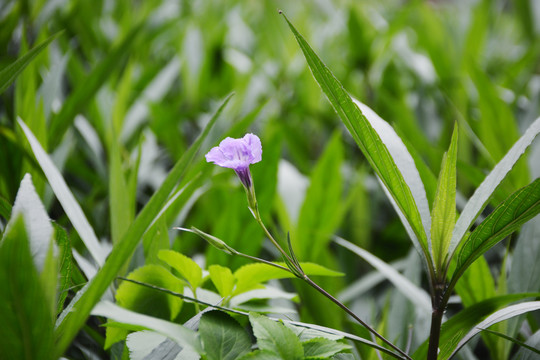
[427, 283, 447, 360]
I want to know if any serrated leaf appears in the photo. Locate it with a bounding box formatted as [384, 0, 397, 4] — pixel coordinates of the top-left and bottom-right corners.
[249, 312, 303, 360]
[450, 178, 540, 290]
[0, 217, 54, 360]
[53, 94, 232, 357]
[209, 264, 235, 298]
[0, 32, 61, 94]
[158, 249, 203, 289]
[302, 337, 352, 359]
[431, 124, 458, 272]
[233, 262, 343, 295]
[281, 14, 431, 270]
[199, 311, 251, 360]
[448, 116, 540, 262]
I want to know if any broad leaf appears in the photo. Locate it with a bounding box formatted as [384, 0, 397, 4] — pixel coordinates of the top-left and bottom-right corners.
[302, 337, 351, 358]
[282, 14, 431, 270]
[238, 350, 283, 360]
[53, 94, 232, 357]
[199, 311, 251, 360]
[233, 262, 343, 295]
[431, 124, 458, 272]
[450, 178, 540, 291]
[249, 312, 303, 360]
[158, 249, 203, 289]
[448, 116, 540, 261]
[209, 264, 235, 298]
[0, 32, 61, 94]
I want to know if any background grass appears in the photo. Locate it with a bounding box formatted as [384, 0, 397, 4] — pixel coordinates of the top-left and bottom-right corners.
[1, 0, 540, 358]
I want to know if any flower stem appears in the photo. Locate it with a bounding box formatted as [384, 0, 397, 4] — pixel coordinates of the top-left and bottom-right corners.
[427, 282, 447, 360]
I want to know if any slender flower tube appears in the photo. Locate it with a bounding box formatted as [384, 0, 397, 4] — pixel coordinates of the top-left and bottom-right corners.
[205, 133, 262, 211]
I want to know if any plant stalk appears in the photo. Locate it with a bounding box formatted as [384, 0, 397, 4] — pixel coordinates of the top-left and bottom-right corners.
[427, 284, 446, 360]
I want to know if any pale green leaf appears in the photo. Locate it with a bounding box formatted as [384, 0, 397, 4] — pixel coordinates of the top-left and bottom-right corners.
[209, 264, 235, 298]
[158, 249, 203, 289]
[431, 124, 458, 272]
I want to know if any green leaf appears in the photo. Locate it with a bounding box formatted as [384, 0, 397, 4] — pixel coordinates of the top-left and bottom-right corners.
[448, 301, 540, 359]
[302, 338, 351, 359]
[249, 312, 303, 360]
[105, 265, 183, 349]
[413, 292, 540, 359]
[18, 119, 107, 266]
[238, 350, 283, 360]
[92, 301, 202, 354]
[447, 116, 540, 262]
[334, 236, 430, 312]
[199, 311, 251, 360]
[49, 24, 143, 148]
[0, 216, 54, 360]
[233, 262, 343, 295]
[431, 124, 458, 272]
[126, 330, 200, 360]
[53, 94, 233, 358]
[296, 131, 343, 261]
[209, 264, 235, 298]
[54, 224, 72, 315]
[0, 32, 61, 94]
[480, 328, 540, 356]
[158, 250, 203, 289]
[281, 13, 431, 270]
[450, 178, 540, 291]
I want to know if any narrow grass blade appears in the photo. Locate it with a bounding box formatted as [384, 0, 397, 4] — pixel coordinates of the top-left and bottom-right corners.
[49, 24, 143, 148]
[18, 118, 106, 266]
[450, 178, 540, 292]
[53, 94, 233, 358]
[480, 328, 540, 356]
[334, 236, 431, 312]
[431, 124, 458, 273]
[448, 301, 540, 359]
[0, 32, 62, 94]
[281, 13, 431, 270]
[448, 116, 540, 261]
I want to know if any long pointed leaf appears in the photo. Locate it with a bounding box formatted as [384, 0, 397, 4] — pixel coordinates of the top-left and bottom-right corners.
[0, 32, 62, 94]
[18, 118, 106, 266]
[53, 94, 232, 358]
[448, 116, 540, 260]
[448, 301, 540, 359]
[282, 14, 431, 270]
[431, 124, 458, 272]
[450, 178, 540, 290]
[334, 236, 431, 312]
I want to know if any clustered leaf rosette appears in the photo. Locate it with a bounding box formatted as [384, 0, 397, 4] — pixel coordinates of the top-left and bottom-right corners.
[205, 133, 262, 211]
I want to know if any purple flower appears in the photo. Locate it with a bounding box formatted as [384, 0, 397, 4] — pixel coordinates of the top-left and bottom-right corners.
[205, 133, 262, 189]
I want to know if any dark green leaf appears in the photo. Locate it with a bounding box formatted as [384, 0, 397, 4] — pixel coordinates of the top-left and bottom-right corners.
[302, 337, 351, 359]
[199, 311, 251, 360]
[281, 13, 431, 269]
[0, 32, 61, 94]
[0, 217, 54, 360]
[450, 178, 540, 291]
[249, 312, 303, 360]
[53, 94, 233, 358]
[480, 328, 540, 356]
